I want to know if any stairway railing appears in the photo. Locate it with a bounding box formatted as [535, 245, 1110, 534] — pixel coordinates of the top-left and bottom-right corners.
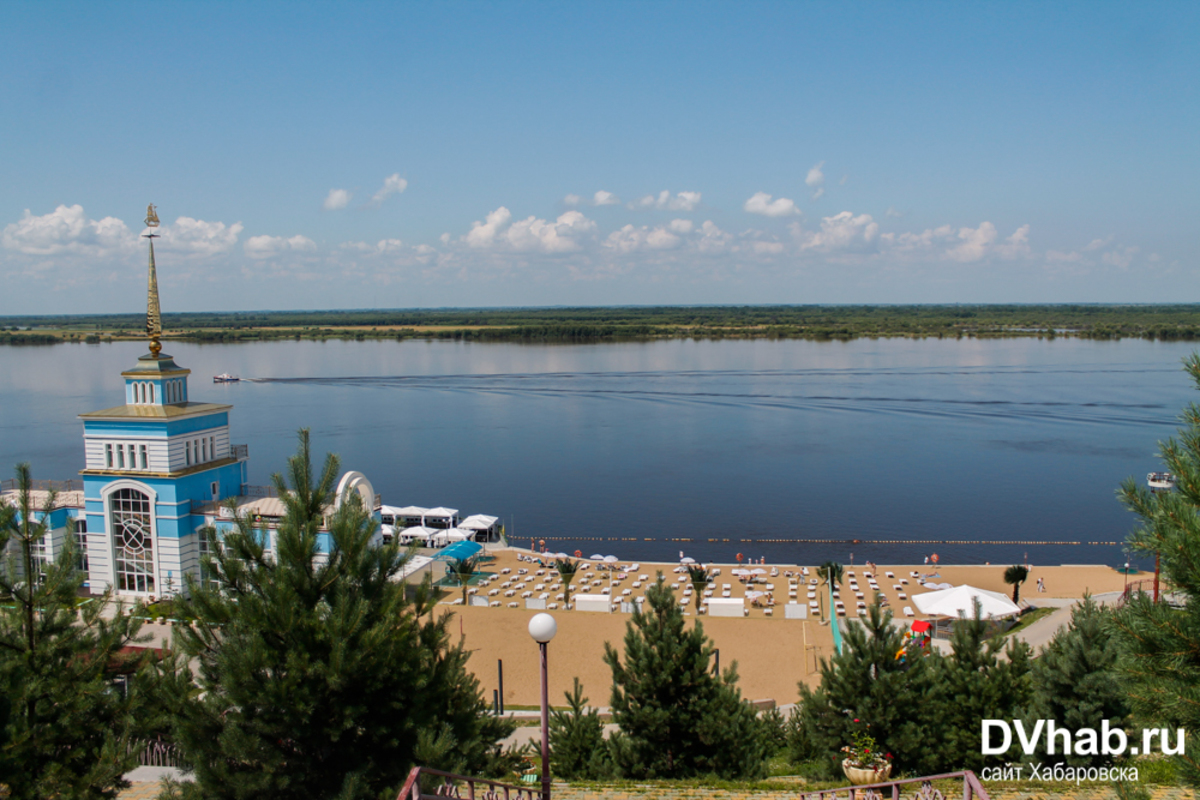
[397, 766, 545, 800]
[800, 769, 989, 800]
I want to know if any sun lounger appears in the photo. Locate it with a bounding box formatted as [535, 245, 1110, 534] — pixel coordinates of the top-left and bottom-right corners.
[886, 571, 895, 579]
[548, 603, 558, 609]
[764, 608, 773, 616]
[501, 568, 511, 574]
[521, 591, 533, 598]
[490, 600, 500, 607]
[508, 602, 519, 608]
[904, 606, 914, 617]
[535, 584, 545, 591]
[898, 593, 907, 600]
[556, 593, 565, 601]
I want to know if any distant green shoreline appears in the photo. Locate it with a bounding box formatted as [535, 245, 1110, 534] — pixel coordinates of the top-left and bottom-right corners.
[2, 304, 1200, 345]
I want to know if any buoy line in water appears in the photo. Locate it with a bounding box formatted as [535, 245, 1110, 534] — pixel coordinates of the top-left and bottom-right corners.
[525, 536, 1122, 546]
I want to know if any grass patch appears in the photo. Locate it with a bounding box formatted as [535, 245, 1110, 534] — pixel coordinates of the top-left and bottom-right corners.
[1002, 606, 1056, 637]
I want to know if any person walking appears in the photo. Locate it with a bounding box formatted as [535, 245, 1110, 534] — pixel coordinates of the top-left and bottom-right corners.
[1037, 577, 1045, 593]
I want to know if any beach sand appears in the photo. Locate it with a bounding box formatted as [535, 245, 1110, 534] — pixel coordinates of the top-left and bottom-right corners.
[439, 549, 1132, 707]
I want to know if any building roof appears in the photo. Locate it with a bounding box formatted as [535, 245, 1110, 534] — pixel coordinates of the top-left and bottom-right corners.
[382, 505, 429, 516]
[0, 489, 85, 510]
[79, 402, 232, 420]
[424, 506, 459, 518]
[460, 514, 499, 530]
[435, 541, 483, 561]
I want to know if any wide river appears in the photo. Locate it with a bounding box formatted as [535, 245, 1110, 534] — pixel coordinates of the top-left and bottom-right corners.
[2, 337, 1196, 568]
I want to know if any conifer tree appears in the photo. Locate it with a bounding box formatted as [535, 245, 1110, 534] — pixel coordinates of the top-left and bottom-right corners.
[548, 678, 610, 779]
[0, 464, 148, 799]
[1111, 353, 1200, 789]
[926, 601, 1031, 774]
[796, 604, 936, 776]
[1027, 597, 1128, 768]
[603, 575, 769, 779]
[161, 430, 512, 800]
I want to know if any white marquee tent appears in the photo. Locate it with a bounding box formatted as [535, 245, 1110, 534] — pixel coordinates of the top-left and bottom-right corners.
[912, 584, 1021, 619]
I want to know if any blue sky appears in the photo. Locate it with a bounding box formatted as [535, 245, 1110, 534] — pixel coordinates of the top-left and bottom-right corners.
[1, 1, 1196, 313]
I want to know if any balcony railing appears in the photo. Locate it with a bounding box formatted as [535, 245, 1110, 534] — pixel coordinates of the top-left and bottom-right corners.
[241, 484, 279, 498]
[0, 478, 83, 493]
[800, 770, 990, 800]
[231, 444, 249, 461]
[396, 766, 544, 800]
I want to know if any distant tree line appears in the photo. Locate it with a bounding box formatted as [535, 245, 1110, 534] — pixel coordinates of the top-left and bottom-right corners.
[4, 304, 1200, 345]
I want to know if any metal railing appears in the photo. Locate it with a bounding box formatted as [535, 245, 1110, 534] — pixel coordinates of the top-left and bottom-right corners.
[241, 484, 279, 498]
[396, 766, 544, 800]
[133, 737, 191, 769]
[800, 770, 989, 800]
[0, 478, 83, 493]
[231, 444, 249, 460]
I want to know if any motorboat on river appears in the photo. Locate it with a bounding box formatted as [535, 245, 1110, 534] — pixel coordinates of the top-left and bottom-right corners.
[1147, 472, 1176, 491]
[213, 373, 240, 383]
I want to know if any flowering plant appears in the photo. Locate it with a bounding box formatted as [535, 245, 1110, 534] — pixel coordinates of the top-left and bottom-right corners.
[841, 721, 893, 771]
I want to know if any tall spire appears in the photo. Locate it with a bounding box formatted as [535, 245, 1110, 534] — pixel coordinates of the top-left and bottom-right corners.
[143, 204, 162, 358]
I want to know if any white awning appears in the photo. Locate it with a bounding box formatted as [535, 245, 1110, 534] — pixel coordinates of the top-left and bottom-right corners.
[442, 529, 473, 542]
[424, 507, 459, 519]
[386, 506, 430, 517]
[398, 526, 438, 540]
[912, 584, 1020, 619]
[460, 514, 499, 530]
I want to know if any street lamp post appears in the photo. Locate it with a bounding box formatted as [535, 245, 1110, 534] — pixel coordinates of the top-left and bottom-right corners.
[528, 613, 557, 800]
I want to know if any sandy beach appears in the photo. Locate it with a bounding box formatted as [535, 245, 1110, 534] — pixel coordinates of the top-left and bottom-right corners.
[437, 549, 1132, 707]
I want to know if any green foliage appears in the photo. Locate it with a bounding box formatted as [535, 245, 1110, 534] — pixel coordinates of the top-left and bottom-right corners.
[554, 558, 580, 606]
[796, 601, 1031, 777]
[686, 564, 710, 612]
[160, 430, 513, 800]
[0, 464, 148, 799]
[1027, 597, 1129, 767]
[548, 679, 610, 779]
[448, 555, 479, 605]
[759, 706, 787, 754]
[1003, 564, 1029, 603]
[603, 575, 770, 780]
[1112, 352, 1200, 789]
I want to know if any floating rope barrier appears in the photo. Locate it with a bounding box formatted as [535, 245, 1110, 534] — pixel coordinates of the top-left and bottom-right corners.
[523, 536, 1122, 546]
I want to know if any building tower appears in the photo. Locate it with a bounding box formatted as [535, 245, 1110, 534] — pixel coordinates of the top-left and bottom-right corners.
[78, 205, 247, 597]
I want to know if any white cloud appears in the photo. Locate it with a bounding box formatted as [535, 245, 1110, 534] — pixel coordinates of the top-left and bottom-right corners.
[743, 192, 801, 218]
[160, 217, 243, 256]
[2, 204, 136, 257]
[466, 207, 514, 248]
[563, 194, 582, 206]
[631, 190, 701, 211]
[799, 211, 879, 253]
[323, 189, 352, 210]
[752, 241, 785, 255]
[1103, 245, 1139, 269]
[885, 206, 902, 218]
[604, 224, 681, 253]
[811, 187, 825, 200]
[839, 175, 848, 186]
[668, 219, 694, 234]
[506, 210, 596, 253]
[997, 224, 1031, 259]
[695, 220, 732, 253]
[244, 234, 317, 259]
[946, 222, 998, 263]
[465, 207, 596, 253]
[593, 190, 620, 206]
[371, 174, 408, 204]
[806, 161, 825, 188]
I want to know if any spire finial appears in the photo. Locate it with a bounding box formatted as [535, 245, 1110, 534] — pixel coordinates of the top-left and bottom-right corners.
[143, 205, 162, 358]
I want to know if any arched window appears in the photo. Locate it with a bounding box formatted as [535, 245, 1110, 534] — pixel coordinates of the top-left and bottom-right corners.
[110, 488, 154, 593]
[149, 383, 155, 404]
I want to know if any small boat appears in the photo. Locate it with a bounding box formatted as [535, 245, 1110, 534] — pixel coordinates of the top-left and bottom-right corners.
[1147, 472, 1176, 491]
[213, 373, 240, 383]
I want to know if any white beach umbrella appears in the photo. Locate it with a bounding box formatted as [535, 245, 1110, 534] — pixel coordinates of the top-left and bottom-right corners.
[603, 555, 619, 563]
[681, 557, 696, 564]
[750, 568, 767, 575]
[745, 590, 765, 600]
[589, 554, 605, 560]
[555, 552, 568, 558]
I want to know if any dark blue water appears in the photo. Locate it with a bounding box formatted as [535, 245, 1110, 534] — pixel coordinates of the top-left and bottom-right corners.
[2, 337, 1194, 568]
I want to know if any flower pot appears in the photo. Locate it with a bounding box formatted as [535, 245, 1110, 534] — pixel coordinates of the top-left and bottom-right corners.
[842, 759, 892, 785]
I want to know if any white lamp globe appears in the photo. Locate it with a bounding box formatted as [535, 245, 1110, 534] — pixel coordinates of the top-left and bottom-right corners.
[528, 613, 557, 643]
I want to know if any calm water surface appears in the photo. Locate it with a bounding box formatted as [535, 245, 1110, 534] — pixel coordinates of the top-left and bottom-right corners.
[2, 337, 1195, 567]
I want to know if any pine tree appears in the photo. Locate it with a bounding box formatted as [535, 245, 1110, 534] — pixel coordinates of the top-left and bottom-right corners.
[161, 430, 513, 800]
[1111, 353, 1200, 789]
[603, 575, 769, 779]
[1027, 597, 1129, 767]
[0, 463, 148, 799]
[448, 555, 479, 605]
[548, 678, 610, 779]
[795, 604, 936, 777]
[926, 601, 1031, 774]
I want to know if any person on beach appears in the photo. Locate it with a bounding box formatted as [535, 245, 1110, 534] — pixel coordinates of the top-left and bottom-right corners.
[1037, 577, 1045, 592]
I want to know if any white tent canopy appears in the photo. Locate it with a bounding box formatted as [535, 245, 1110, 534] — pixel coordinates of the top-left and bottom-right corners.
[912, 584, 1021, 619]
[384, 505, 429, 517]
[424, 507, 459, 519]
[459, 514, 499, 531]
[398, 526, 439, 542]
